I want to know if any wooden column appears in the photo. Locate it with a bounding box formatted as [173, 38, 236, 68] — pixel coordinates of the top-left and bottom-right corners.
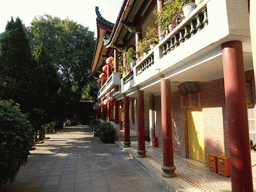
[161, 77, 176, 178]
[101, 106, 104, 120]
[114, 86, 119, 124]
[222, 41, 253, 192]
[157, 0, 164, 39]
[114, 49, 119, 72]
[107, 65, 110, 79]
[135, 31, 142, 62]
[101, 79, 104, 87]
[107, 102, 111, 122]
[124, 95, 130, 147]
[137, 89, 146, 157]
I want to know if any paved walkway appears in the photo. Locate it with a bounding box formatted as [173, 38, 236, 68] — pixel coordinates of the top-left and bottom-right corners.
[0, 125, 169, 192]
[117, 141, 233, 192]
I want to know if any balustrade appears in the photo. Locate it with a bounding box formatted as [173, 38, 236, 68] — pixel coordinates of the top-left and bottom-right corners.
[162, 7, 208, 56]
[136, 53, 155, 76]
[123, 70, 134, 85]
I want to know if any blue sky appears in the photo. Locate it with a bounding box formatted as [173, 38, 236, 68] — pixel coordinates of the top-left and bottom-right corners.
[0, 0, 123, 35]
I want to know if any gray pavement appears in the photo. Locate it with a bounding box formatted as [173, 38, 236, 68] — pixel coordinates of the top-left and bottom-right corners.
[0, 125, 169, 192]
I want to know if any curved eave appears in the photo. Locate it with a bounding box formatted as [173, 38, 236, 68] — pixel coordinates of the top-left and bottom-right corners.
[105, 0, 131, 49]
[105, 0, 156, 49]
[91, 7, 114, 76]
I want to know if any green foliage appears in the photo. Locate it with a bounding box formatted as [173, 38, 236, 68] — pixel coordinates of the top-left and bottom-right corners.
[146, 27, 159, 45]
[99, 122, 117, 143]
[125, 47, 136, 65]
[0, 17, 34, 112]
[90, 119, 101, 137]
[28, 14, 96, 89]
[93, 121, 117, 143]
[155, 0, 188, 34]
[0, 100, 33, 185]
[138, 27, 159, 56]
[27, 14, 97, 118]
[138, 38, 150, 56]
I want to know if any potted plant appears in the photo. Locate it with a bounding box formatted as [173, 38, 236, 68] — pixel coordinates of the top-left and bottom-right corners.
[126, 47, 136, 70]
[155, 0, 194, 34]
[138, 38, 150, 57]
[182, 0, 196, 18]
[146, 27, 159, 49]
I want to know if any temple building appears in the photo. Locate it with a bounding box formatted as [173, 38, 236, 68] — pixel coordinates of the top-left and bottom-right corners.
[90, 0, 254, 191]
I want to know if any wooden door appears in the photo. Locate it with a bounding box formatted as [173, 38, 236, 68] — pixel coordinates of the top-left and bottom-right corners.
[188, 108, 205, 163]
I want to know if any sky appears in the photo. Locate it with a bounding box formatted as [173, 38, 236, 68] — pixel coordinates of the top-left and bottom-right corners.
[0, 0, 123, 35]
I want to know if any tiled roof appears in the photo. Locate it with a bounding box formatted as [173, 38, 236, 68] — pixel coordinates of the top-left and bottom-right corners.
[95, 6, 114, 28]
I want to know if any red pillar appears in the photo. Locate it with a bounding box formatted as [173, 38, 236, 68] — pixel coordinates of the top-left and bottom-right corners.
[107, 102, 111, 122]
[115, 87, 119, 124]
[114, 49, 119, 72]
[157, 0, 164, 39]
[222, 41, 253, 192]
[100, 106, 103, 120]
[161, 77, 176, 178]
[124, 96, 130, 147]
[137, 89, 146, 157]
[101, 79, 104, 87]
[135, 31, 142, 62]
[107, 65, 110, 78]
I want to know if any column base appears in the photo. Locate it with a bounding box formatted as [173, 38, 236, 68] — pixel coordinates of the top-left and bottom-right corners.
[137, 150, 146, 158]
[161, 165, 176, 178]
[124, 141, 131, 147]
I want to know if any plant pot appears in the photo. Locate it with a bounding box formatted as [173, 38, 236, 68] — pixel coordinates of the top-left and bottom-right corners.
[152, 137, 158, 147]
[130, 62, 135, 68]
[195, 0, 204, 5]
[160, 34, 165, 41]
[183, 3, 196, 18]
[150, 44, 156, 50]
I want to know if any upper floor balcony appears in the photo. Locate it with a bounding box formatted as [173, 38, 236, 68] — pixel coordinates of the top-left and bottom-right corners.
[121, 0, 251, 94]
[97, 72, 122, 99]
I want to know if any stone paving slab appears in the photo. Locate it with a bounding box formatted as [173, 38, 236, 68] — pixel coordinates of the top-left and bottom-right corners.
[0, 125, 169, 192]
[117, 141, 233, 192]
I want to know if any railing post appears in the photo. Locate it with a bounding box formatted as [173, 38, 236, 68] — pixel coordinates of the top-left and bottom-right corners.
[121, 78, 124, 92]
[154, 46, 162, 63]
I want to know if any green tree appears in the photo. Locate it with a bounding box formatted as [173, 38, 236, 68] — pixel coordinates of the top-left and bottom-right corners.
[0, 17, 61, 138]
[0, 17, 35, 113]
[28, 14, 96, 119]
[0, 100, 33, 185]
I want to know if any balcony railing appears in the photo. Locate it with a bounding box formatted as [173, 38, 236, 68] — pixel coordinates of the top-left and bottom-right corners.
[97, 72, 122, 99]
[136, 53, 155, 76]
[123, 70, 134, 85]
[121, 2, 209, 92]
[161, 7, 208, 57]
[120, 0, 250, 94]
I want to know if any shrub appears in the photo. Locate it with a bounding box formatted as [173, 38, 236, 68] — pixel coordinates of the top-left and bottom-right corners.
[90, 119, 101, 135]
[0, 100, 33, 185]
[99, 122, 117, 144]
